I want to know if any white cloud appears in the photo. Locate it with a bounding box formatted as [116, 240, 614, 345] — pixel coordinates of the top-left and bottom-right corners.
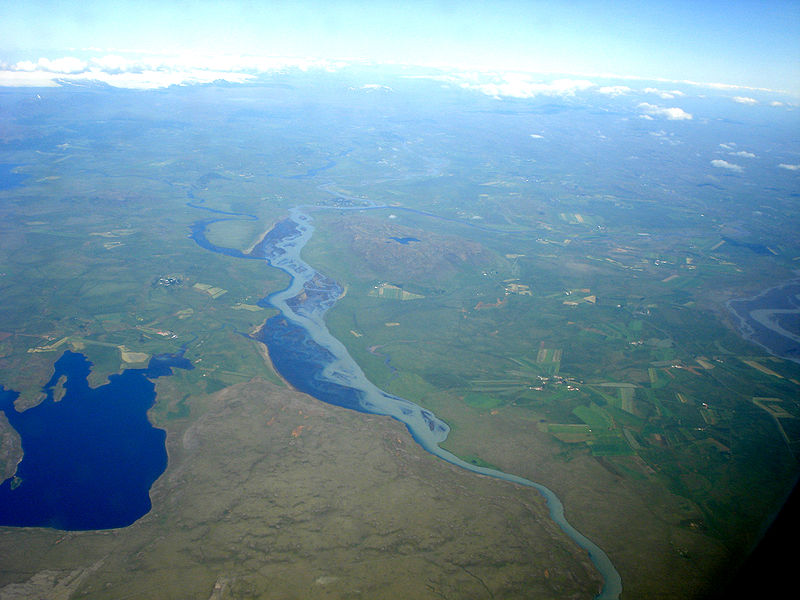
[730, 150, 756, 158]
[12, 60, 38, 72]
[0, 70, 60, 87]
[778, 163, 800, 171]
[732, 96, 758, 105]
[638, 102, 692, 120]
[0, 65, 253, 89]
[711, 159, 743, 172]
[357, 83, 393, 92]
[597, 85, 631, 96]
[770, 101, 785, 107]
[530, 133, 544, 139]
[40, 57, 88, 73]
[459, 73, 596, 99]
[90, 54, 141, 74]
[102, 69, 254, 89]
[679, 79, 777, 93]
[0, 53, 346, 89]
[1, 54, 794, 98]
[12, 57, 88, 74]
[643, 87, 685, 99]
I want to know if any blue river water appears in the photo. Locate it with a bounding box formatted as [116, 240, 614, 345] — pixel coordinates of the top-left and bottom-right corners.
[0, 350, 192, 530]
[728, 279, 800, 364]
[193, 205, 622, 600]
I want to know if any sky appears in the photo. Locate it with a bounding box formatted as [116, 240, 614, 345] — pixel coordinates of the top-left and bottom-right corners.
[0, 0, 798, 94]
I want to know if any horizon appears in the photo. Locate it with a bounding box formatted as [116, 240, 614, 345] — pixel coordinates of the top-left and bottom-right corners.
[1, 1, 798, 95]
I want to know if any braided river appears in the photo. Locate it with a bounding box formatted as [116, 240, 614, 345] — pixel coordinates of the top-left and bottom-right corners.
[191, 204, 622, 600]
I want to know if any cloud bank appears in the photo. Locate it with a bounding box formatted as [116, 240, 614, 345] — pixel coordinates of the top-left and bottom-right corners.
[0, 53, 345, 89]
[458, 73, 596, 99]
[2, 53, 796, 110]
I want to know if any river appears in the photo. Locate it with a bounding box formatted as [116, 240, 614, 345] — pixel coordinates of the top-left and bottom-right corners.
[191, 205, 622, 600]
[728, 279, 800, 364]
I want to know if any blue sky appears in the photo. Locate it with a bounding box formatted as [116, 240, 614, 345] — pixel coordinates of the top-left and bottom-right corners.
[1, 0, 798, 93]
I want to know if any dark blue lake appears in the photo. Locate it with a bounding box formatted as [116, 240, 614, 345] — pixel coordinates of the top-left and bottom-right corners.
[0, 350, 191, 530]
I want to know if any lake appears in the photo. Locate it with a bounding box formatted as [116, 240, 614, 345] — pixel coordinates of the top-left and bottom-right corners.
[0, 350, 191, 530]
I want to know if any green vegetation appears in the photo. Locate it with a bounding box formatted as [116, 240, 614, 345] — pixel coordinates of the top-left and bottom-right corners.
[1, 78, 799, 599]
[308, 184, 800, 556]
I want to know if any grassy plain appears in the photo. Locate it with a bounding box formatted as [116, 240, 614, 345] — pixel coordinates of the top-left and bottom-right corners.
[312, 203, 800, 556]
[302, 165, 800, 597]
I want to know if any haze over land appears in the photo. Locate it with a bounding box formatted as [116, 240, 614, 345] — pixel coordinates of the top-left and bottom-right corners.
[0, 2, 799, 600]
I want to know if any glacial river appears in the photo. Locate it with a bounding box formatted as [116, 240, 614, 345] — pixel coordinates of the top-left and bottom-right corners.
[192, 205, 622, 600]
